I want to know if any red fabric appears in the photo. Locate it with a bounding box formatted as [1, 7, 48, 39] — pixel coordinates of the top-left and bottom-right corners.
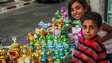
[71, 35, 108, 63]
[78, 45, 97, 60]
[99, 60, 108, 63]
[98, 51, 106, 57]
[71, 58, 78, 63]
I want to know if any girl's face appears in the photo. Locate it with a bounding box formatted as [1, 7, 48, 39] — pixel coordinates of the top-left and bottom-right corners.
[71, 2, 85, 20]
[82, 19, 98, 42]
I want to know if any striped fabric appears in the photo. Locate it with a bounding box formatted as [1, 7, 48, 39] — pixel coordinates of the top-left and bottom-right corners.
[71, 35, 108, 63]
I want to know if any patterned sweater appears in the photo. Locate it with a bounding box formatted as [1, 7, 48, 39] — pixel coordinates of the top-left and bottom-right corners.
[71, 35, 108, 63]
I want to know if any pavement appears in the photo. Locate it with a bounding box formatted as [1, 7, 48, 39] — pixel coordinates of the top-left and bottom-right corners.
[0, 0, 35, 14]
[0, 0, 67, 46]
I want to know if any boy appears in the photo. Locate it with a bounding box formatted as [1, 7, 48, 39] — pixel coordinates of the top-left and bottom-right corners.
[71, 12, 108, 63]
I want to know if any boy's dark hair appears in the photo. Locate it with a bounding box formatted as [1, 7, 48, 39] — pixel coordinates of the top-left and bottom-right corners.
[68, 0, 91, 20]
[81, 12, 102, 28]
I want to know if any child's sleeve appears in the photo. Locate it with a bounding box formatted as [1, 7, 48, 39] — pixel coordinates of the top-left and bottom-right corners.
[94, 41, 108, 63]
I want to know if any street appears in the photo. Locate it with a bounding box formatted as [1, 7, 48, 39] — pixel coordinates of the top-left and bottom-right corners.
[0, 1, 67, 46]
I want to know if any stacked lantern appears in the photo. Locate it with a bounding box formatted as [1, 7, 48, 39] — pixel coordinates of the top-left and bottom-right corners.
[0, 45, 10, 63]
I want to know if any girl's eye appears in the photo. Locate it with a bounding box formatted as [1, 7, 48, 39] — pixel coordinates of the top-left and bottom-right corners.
[76, 6, 80, 10]
[71, 8, 74, 12]
[71, 6, 80, 12]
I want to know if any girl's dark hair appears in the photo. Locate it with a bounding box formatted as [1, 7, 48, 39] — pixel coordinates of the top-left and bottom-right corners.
[68, 0, 91, 20]
[81, 12, 102, 28]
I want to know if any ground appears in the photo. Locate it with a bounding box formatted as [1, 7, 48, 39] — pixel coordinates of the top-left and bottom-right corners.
[0, 1, 67, 46]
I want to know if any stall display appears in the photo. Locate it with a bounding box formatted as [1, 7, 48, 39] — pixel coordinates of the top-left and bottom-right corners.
[25, 7, 82, 63]
[0, 7, 82, 63]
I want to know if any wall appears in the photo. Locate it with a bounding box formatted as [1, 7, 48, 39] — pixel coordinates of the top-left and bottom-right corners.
[89, 0, 105, 20]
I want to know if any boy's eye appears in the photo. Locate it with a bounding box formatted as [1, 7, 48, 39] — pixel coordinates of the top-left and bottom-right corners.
[82, 25, 96, 30]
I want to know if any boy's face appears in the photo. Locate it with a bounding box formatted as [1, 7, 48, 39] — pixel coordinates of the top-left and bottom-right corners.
[82, 19, 98, 41]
